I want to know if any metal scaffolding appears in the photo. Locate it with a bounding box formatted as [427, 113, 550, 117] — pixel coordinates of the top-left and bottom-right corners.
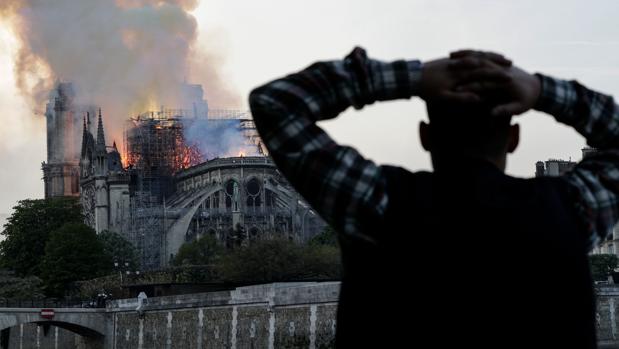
[133, 107, 251, 121]
[128, 190, 164, 270]
[124, 116, 202, 200]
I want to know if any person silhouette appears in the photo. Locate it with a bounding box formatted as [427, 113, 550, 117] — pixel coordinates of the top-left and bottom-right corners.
[249, 47, 612, 348]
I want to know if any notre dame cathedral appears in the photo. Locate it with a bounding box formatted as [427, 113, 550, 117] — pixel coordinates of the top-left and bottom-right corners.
[42, 82, 325, 270]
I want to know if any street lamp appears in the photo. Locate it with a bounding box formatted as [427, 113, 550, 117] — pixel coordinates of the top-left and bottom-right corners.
[114, 260, 141, 285]
[113, 261, 123, 284]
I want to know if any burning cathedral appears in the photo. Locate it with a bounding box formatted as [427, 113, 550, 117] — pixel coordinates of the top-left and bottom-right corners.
[42, 82, 326, 270]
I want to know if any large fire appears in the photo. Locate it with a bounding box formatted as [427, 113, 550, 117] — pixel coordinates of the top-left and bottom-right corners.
[176, 139, 203, 170]
[123, 118, 201, 174]
[122, 113, 263, 174]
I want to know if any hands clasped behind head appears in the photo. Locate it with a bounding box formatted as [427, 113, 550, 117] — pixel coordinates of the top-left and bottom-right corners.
[421, 49, 541, 118]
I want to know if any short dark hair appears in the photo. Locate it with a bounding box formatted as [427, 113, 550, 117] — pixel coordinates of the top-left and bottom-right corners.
[425, 101, 512, 158]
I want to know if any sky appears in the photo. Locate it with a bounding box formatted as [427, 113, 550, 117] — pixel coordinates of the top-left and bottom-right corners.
[1, 0, 619, 221]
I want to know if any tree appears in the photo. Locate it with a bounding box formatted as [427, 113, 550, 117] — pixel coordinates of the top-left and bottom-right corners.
[308, 226, 339, 247]
[590, 254, 619, 281]
[41, 223, 111, 297]
[172, 234, 223, 266]
[0, 198, 83, 277]
[0, 270, 44, 299]
[305, 226, 341, 278]
[216, 237, 342, 283]
[301, 244, 341, 279]
[172, 230, 342, 284]
[99, 230, 139, 270]
[217, 238, 306, 283]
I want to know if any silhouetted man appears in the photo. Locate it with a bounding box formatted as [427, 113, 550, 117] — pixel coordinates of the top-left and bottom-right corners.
[249, 48, 614, 348]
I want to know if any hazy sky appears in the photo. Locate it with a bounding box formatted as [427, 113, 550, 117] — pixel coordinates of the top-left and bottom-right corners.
[1, 0, 619, 219]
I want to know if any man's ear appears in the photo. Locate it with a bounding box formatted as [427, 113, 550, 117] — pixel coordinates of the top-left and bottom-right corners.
[420, 121, 431, 151]
[507, 124, 519, 153]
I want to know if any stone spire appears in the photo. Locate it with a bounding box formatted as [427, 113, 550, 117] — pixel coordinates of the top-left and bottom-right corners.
[96, 108, 106, 148]
[81, 113, 88, 156]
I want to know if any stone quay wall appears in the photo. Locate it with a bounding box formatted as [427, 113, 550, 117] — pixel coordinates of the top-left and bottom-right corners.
[8, 283, 619, 348]
[109, 282, 339, 348]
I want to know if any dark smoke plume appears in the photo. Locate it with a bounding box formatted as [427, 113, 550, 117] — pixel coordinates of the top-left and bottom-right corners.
[1, 0, 239, 141]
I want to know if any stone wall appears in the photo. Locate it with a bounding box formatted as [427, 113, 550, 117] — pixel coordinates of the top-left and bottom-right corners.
[596, 285, 619, 347]
[109, 282, 339, 349]
[9, 283, 619, 348]
[6, 323, 77, 349]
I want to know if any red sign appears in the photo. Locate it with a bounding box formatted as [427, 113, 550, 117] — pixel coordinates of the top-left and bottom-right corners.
[40, 309, 54, 319]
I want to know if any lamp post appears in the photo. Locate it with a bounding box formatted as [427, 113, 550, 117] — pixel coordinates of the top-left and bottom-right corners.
[114, 261, 121, 284]
[114, 261, 141, 285]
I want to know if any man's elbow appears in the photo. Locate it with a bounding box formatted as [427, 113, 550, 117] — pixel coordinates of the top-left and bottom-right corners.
[248, 84, 272, 110]
[248, 88, 261, 109]
[249, 86, 285, 124]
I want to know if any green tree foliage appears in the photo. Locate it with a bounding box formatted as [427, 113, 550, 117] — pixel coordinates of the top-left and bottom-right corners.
[0, 270, 44, 299]
[304, 226, 341, 279]
[173, 227, 343, 284]
[172, 234, 223, 266]
[41, 223, 112, 297]
[308, 226, 339, 247]
[99, 230, 139, 270]
[217, 238, 305, 283]
[590, 254, 619, 281]
[0, 198, 82, 277]
[216, 237, 341, 283]
[301, 244, 341, 279]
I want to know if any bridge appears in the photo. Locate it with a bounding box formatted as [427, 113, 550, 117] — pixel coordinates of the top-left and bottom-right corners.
[0, 282, 341, 349]
[3, 282, 617, 349]
[0, 306, 109, 348]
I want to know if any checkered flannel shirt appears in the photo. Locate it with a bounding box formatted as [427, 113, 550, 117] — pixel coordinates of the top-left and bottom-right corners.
[249, 47, 619, 250]
[536, 75, 619, 250]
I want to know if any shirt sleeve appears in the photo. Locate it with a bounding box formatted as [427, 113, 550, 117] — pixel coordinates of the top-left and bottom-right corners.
[249, 47, 422, 243]
[535, 74, 619, 250]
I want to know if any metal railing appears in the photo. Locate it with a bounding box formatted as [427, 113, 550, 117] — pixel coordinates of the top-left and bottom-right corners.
[0, 298, 103, 308]
[175, 156, 274, 180]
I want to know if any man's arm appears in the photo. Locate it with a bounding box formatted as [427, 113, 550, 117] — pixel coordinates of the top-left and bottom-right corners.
[535, 75, 619, 250]
[248, 48, 422, 243]
[249, 47, 509, 242]
[452, 50, 619, 251]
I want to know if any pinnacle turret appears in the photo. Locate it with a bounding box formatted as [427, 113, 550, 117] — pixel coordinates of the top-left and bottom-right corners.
[96, 108, 106, 148]
[81, 113, 88, 155]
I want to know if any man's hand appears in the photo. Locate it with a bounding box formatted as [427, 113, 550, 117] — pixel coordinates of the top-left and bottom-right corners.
[419, 52, 512, 104]
[451, 50, 542, 116]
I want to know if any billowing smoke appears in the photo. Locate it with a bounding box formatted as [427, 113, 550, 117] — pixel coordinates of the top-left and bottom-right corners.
[0, 0, 239, 144]
[183, 119, 262, 160]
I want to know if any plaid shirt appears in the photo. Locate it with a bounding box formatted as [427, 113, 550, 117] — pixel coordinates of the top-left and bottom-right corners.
[536, 75, 619, 251]
[249, 47, 619, 250]
[249, 47, 420, 243]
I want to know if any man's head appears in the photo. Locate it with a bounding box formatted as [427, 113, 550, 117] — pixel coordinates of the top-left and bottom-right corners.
[420, 101, 519, 171]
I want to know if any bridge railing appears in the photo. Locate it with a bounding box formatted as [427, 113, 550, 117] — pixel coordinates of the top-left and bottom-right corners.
[0, 298, 101, 308]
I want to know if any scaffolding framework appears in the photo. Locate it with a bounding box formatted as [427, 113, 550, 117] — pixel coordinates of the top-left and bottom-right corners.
[128, 190, 164, 270]
[124, 117, 202, 199]
[134, 108, 251, 121]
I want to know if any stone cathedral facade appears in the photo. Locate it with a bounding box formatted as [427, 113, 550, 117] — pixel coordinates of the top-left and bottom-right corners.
[43, 82, 326, 270]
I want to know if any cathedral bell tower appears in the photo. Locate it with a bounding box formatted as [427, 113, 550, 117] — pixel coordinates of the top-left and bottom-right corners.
[42, 82, 81, 198]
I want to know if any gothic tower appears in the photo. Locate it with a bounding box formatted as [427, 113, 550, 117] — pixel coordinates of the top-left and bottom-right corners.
[41, 82, 82, 198]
